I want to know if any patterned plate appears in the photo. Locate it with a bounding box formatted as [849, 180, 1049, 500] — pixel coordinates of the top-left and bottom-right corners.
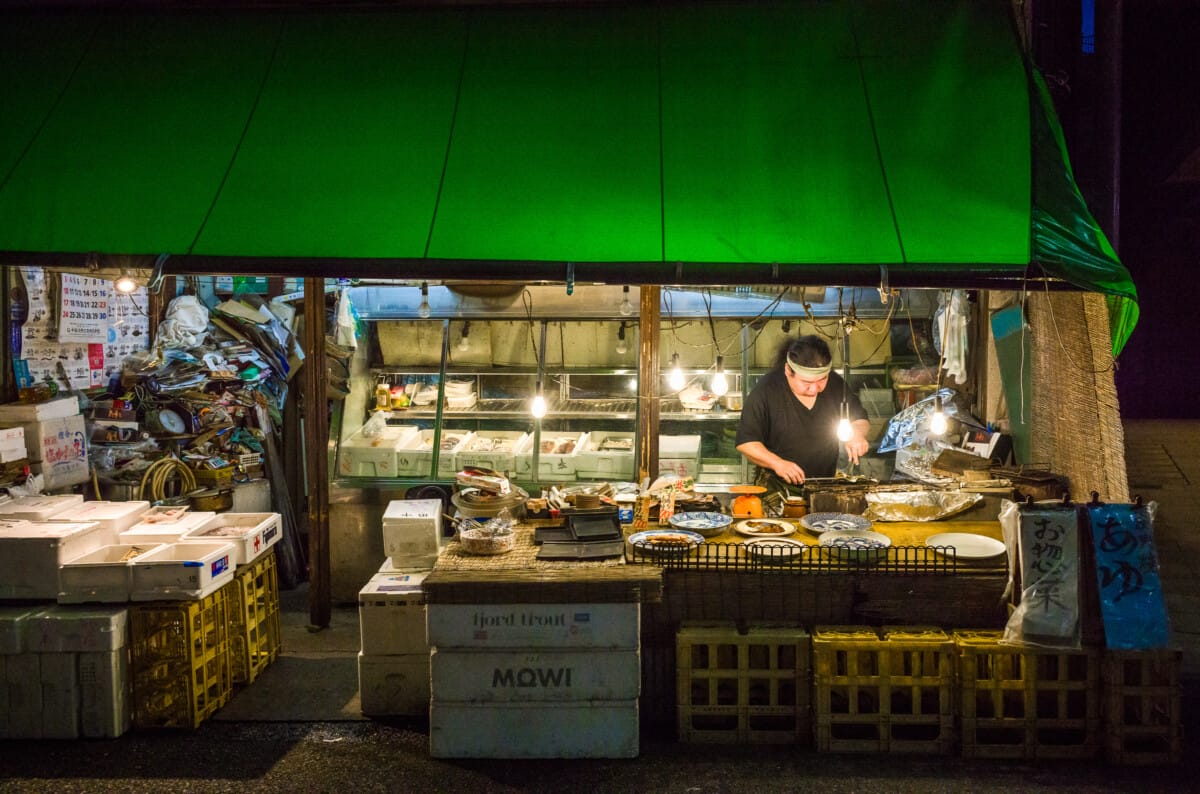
[800, 512, 872, 535]
[628, 528, 705, 557]
[668, 511, 733, 531]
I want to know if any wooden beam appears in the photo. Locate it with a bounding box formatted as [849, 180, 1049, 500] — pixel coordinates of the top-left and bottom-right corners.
[637, 285, 661, 484]
[303, 278, 331, 628]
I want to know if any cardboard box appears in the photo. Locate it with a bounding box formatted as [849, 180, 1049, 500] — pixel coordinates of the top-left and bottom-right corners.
[381, 499, 443, 560]
[0, 396, 79, 423]
[427, 603, 641, 650]
[358, 651, 430, 716]
[16, 414, 86, 464]
[358, 569, 429, 656]
[430, 648, 640, 702]
[429, 700, 639, 758]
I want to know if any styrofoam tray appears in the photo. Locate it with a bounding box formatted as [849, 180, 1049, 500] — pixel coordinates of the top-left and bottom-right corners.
[514, 432, 587, 481]
[118, 511, 215, 546]
[182, 512, 282, 566]
[395, 429, 473, 477]
[338, 425, 418, 478]
[576, 432, 635, 480]
[0, 494, 84, 521]
[58, 543, 164, 604]
[129, 541, 236, 601]
[455, 430, 528, 476]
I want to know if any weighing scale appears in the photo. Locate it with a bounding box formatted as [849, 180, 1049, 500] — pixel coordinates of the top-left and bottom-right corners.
[728, 485, 766, 518]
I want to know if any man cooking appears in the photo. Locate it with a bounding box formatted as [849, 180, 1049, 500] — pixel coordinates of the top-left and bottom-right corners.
[735, 334, 870, 486]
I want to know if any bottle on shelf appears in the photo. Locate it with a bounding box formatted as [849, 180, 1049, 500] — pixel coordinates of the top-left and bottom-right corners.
[374, 378, 391, 411]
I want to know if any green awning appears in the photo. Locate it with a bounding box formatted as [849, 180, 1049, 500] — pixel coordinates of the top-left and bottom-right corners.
[0, 0, 1136, 352]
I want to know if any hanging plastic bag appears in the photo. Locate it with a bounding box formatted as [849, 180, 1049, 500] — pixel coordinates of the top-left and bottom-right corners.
[1001, 500, 1081, 649]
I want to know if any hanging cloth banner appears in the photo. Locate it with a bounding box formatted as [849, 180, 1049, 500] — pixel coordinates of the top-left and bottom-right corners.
[1087, 502, 1171, 650]
[1004, 503, 1080, 648]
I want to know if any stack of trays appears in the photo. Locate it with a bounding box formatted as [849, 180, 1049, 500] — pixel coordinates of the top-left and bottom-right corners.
[535, 508, 624, 560]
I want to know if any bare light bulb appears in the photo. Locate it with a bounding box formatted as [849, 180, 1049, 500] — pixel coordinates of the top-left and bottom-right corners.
[668, 353, 685, 391]
[930, 398, 948, 436]
[530, 392, 547, 419]
[114, 272, 137, 294]
[837, 416, 854, 443]
[710, 356, 729, 397]
[627, 377, 638, 392]
[417, 283, 431, 319]
[619, 285, 634, 316]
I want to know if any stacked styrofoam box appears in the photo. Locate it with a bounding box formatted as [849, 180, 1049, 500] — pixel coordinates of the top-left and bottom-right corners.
[0, 396, 89, 490]
[182, 512, 283, 567]
[427, 602, 641, 758]
[118, 510, 216, 546]
[357, 566, 430, 716]
[395, 429, 473, 478]
[455, 431, 528, 477]
[0, 520, 107, 600]
[59, 543, 165, 603]
[658, 434, 702, 479]
[576, 431, 635, 481]
[338, 424, 418, 478]
[381, 499, 444, 571]
[513, 432, 587, 482]
[25, 605, 131, 738]
[0, 426, 27, 463]
[0, 493, 84, 521]
[0, 606, 43, 738]
[50, 500, 151, 536]
[129, 540, 236, 601]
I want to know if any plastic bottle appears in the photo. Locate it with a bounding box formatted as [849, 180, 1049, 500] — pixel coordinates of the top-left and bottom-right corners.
[374, 379, 391, 410]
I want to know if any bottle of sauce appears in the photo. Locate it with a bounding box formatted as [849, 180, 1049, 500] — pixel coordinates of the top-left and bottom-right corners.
[374, 379, 391, 410]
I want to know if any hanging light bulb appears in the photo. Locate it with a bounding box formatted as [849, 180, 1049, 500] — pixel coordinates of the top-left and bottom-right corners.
[668, 353, 685, 391]
[627, 377, 638, 392]
[836, 403, 854, 442]
[530, 381, 547, 419]
[458, 321, 471, 352]
[114, 270, 137, 294]
[710, 356, 729, 396]
[615, 323, 628, 355]
[619, 285, 634, 317]
[417, 282, 431, 319]
[929, 396, 948, 436]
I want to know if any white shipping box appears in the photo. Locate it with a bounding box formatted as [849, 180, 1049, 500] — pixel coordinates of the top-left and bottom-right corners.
[430, 648, 640, 703]
[0, 395, 79, 423]
[183, 512, 282, 566]
[454, 430, 528, 477]
[381, 499, 443, 559]
[426, 603, 640, 650]
[358, 570, 429, 656]
[17, 413, 86, 464]
[395, 429, 473, 478]
[27, 605, 129, 653]
[51, 501, 151, 536]
[575, 432, 635, 481]
[118, 511, 216, 546]
[0, 494, 83, 521]
[429, 699, 639, 758]
[658, 434, 702, 479]
[0, 606, 43, 655]
[0, 426, 26, 463]
[2, 653, 41, 739]
[0, 521, 107, 600]
[79, 648, 130, 738]
[59, 544, 161, 604]
[338, 424, 418, 478]
[30, 459, 91, 490]
[357, 651, 430, 716]
[39, 651, 80, 739]
[129, 541, 235, 601]
[513, 432, 586, 482]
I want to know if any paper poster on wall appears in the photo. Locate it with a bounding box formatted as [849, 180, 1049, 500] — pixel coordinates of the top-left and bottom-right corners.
[59, 274, 111, 343]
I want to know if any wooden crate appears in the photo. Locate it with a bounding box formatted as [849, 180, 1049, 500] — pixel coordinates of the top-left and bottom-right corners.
[676, 622, 811, 745]
[954, 630, 1100, 760]
[1103, 649, 1182, 765]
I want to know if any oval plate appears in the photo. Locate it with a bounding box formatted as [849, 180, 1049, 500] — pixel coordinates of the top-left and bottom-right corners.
[743, 536, 808, 561]
[926, 532, 1006, 561]
[628, 528, 705, 557]
[800, 512, 872, 535]
[818, 529, 892, 564]
[735, 518, 796, 538]
[668, 512, 733, 532]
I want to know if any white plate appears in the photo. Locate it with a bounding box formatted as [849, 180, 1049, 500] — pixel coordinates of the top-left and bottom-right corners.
[735, 518, 796, 538]
[926, 532, 1006, 560]
[743, 537, 808, 561]
[800, 512, 872, 535]
[628, 528, 704, 557]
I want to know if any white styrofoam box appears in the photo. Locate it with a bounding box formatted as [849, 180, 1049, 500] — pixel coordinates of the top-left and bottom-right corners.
[380, 554, 439, 573]
[338, 424, 418, 478]
[0, 494, 84, 521]
[79, 648, 129, 738]
[382, 499, 442, 559]
[129, 541, 236, 601]
[0, 395, 79, 423]
[359, 570, 428, 656]
[0, 426, 26, 463]
[118, 510, 216, 546]
[0, 606, 43, 654]
[658, 434, 702, 479]
[15, 413, 86, 464]
[513, 432, 586, 481]
[395, 429, 473, 477]
[30, 458, 91, 490]
[39, 651, 80, 739]
[50, 500, 151, 536]
[575, 431, 635, 480]
[27, 605, 129, 653]
[427, 603, 641, 650]
[231, 478, 272, 513]
[182, 512, 282, 566]
[454, 430, 528, 476]
[358, 651, 430, 716]
[429, 699, 639, 758]
[0, 521, 107, 600]
[3, 653, 40, 739]
[59, 544, 163, 604]
[430, 648, 640, 703]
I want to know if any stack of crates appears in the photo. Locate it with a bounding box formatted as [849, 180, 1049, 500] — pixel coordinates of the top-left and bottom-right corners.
[812, 626, 955, 754]
[675, 622, 811, 745]
[1102, 649, 1182, 764]
[954, 630, 1100, 760]
[130, 587, 231, 729]
[225, 548, 281, 686]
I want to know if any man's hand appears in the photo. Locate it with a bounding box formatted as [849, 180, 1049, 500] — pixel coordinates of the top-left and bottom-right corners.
[771, 459, 807, 485]
[844, 437, 869, 465]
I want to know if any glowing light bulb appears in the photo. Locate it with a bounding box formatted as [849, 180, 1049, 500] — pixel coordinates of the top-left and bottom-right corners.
[710, 356, 728, 397]
[619, 285, 634, 317]
[530, 392, 547, 419]
[114, 271, 137, 294]
[668, 353, 685, 391]
[930, 402, 948, 436]
[837, 416, 853, 442]
[628, 377, 638, 392]
[417, 283, 431, 318]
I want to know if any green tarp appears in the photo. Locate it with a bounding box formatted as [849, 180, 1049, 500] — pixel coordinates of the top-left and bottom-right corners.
[0, 0, 1136, 351]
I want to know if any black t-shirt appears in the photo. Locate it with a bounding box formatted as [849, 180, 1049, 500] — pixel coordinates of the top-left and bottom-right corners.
[735, 369, 868, 478]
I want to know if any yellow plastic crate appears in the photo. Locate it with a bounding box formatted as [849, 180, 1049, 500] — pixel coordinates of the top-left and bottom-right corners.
[676, 622, 811, 745]
[1103, 648, 1182, 765]
[130, 588, 231, 729]
[954, 630, 1100, 760]
[226, 548, 282, 686]
[813, 626, 955, 754]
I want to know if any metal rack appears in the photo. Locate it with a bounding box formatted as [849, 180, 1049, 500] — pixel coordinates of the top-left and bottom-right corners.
[625, 542, 964, 575]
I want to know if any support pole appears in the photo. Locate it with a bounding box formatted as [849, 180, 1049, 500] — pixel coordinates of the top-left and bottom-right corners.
[637, 285, 661, 484]
[303, 278, 331, 628]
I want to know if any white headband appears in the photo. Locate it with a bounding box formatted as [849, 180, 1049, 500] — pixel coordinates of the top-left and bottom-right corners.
[787, 359, 832, 379]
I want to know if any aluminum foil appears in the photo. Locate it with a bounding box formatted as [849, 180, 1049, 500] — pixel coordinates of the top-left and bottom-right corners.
[862, 490, 982, 522]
